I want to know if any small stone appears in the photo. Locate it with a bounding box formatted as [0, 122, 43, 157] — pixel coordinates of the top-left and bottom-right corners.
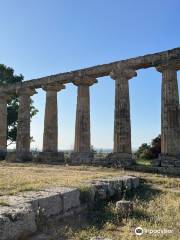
[115, 200, 133, 218]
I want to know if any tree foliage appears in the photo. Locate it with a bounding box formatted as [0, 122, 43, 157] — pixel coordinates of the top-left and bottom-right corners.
[0, 64, 38, 145]
[135, 135, 161, 160]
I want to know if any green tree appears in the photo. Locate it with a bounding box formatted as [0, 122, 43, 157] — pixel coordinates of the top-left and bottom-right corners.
[150, 134, 161, 158]
[0, 64, 38, 146]
[135, 135, 161, 160]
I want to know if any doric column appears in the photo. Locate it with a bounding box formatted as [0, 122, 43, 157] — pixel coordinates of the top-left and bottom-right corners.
[0, 93, 9, 159]
[16, 87, 36, 161]
[110, 67, 137, 166]
[71, 77, 97, 164]
[42, 83, 65, 153]
[156, 63, 180, 160]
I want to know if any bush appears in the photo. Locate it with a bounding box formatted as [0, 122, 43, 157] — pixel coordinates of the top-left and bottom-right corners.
[135, 135, 161, 160]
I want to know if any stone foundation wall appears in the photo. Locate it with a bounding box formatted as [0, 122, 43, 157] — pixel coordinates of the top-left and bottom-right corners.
[126, 164, 180, 176]
[33, 152, 64, 163]
[0, 175, 139, 240]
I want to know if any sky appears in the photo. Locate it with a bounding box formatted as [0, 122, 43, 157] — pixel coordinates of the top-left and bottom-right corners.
[0, 0, 180, 150]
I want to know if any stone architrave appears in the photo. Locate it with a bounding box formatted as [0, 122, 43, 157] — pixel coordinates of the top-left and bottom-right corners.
[156, 63, 180, 165]
[42, 83, 65, 153]
[16, 87, 37, 161]
[0, 93, 9, 159]
[109, 67, 137, 166]
[71, 77, 97, 164]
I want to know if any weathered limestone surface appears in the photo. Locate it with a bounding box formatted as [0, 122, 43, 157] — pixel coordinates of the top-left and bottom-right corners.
[0, 93, 9, 159]
[0, 187, 80, 240]
[71, 77, 97, 163]
[88, 175, 139, 200]
[126, 163, 180, 175]
[34, 151, 64, 163]
[110, 68, 137, 166]
[42, 83, 65, 153]
[156, 63, 180, 166]
[115, 200, 133, 218]
[0, 176, 140, 240]
[16, 87, 36, 161]
[0, 204, 37, 240]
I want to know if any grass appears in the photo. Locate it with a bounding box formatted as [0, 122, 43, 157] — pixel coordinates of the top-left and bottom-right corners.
[0, 161, 129, 195]
[0, 161, 180, 239]
[136, 158, 151, 166]
[0, 199, 10, 206]
[59, 182, 180, 240]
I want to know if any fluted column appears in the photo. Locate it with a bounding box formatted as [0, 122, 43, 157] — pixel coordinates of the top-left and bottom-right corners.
[42, 83, 65, 152]
[110, 67, 137, 166]
[157, 64, 180, 159]
[71, 77, 97, 164]
[16, 87, 36, 161]
[0, 93, 9, 159]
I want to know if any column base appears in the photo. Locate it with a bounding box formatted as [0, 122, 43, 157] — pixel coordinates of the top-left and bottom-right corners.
[151, 154, 180, 168]
[70, 152, 93, 164]
[0, 150, 7, 160]
[6, 151, 32, 162]
[108, 152, 134, 167]
[33, 152, 64, 163]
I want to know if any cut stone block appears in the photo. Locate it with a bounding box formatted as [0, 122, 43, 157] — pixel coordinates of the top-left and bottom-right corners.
[59, 187, 80, 212]
[0, 204, 36, 240]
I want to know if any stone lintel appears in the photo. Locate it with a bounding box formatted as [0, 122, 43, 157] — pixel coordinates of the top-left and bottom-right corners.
[0, 47, 180, 92]
[0, 48, 180, 94]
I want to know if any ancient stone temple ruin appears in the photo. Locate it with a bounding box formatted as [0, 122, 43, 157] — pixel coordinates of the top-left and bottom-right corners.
[0, 47, 180, 168]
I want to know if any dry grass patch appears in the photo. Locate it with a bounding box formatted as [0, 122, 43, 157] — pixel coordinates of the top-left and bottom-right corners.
[0, 161, 128, 195]
[64, 182, 180, 240]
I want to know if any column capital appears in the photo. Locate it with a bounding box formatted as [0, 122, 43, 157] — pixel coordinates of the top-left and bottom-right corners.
[72, 76, 97, 86]
[110, 67, 137, 80]
[156, 62, 178, 72]
[42, 83, 65, 92]
[16, 87, 37, 96]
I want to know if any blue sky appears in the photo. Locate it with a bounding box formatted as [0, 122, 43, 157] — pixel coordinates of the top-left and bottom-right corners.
[0, 0, 180, 150]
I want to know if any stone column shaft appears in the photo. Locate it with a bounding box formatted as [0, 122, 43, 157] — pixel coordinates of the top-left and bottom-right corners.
[158, 65, 180, 155]
[71, 77, 97, 164]
[42, 84, 65, 152]
[0, 94, 8, 157]
[74, 85, 90, 152]
[114, 77, 131, 153]
[110, 67, 137, 165]
[16, 88, 36, 159]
